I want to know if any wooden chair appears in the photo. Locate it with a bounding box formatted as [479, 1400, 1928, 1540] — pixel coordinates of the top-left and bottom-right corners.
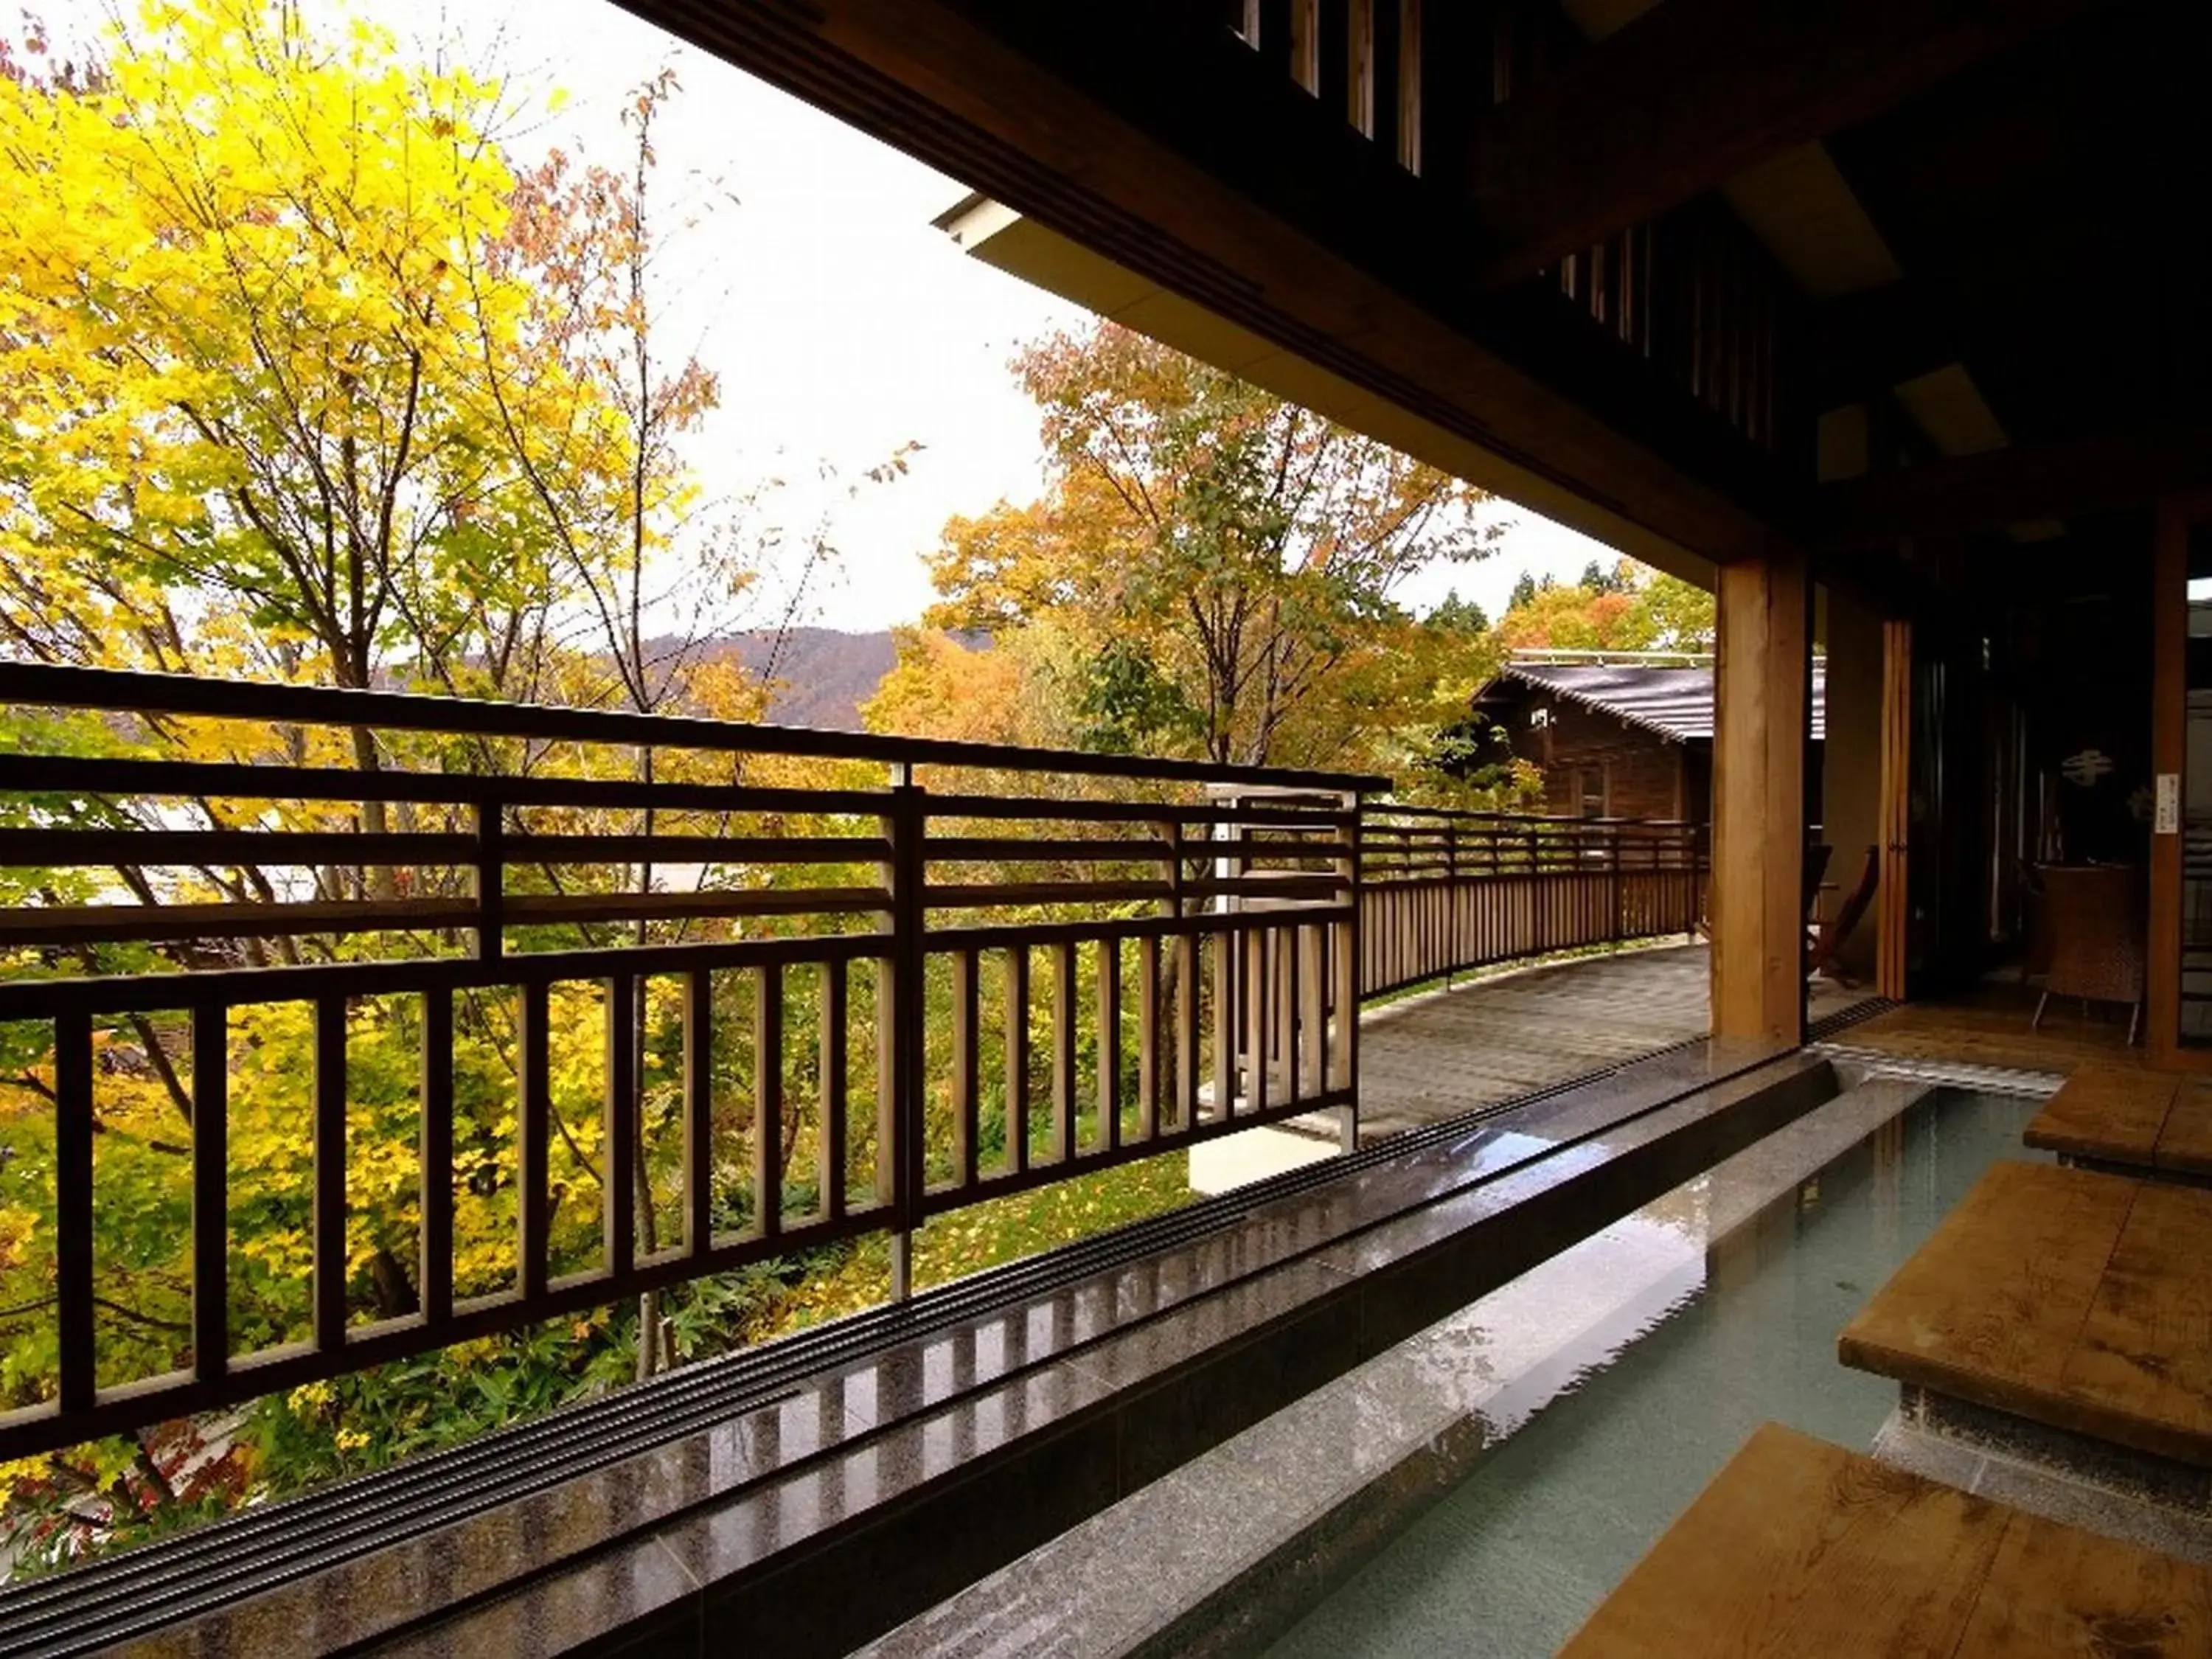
[2032, 863, 2147, 1044]
[1807, 844, 1877, 985]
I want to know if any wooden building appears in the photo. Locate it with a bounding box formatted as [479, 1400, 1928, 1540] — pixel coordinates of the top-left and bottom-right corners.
[1470, 657, 1828, 824]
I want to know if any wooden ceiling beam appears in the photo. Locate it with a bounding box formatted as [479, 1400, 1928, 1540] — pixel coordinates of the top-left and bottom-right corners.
[1815, 427, 2212, 550]
[1466, 0, 2097, 288]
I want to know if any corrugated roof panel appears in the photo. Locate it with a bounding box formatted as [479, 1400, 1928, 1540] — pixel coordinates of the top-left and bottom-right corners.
[1496, 663, 1827, 742]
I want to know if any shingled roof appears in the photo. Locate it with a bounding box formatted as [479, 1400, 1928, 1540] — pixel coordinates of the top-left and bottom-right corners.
[1491, 662, 1827, 743]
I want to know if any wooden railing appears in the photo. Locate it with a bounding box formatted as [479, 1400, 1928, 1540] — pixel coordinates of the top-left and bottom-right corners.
[0, 666, 1374, 1459]
[0, 665, 1711, 1459]
[1357, 806, 1707, 1000]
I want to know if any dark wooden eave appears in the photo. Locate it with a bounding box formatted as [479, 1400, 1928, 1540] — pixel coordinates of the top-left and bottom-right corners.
[619, 0, 1795, 565]
[1464, 0, 2100, 289]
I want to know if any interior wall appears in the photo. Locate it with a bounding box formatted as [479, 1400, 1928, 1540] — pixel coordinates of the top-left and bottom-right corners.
[1820, 586, 1885, 978]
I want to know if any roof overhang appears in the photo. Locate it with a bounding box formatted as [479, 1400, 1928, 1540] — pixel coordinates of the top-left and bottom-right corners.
[934, 194, 1718, 592]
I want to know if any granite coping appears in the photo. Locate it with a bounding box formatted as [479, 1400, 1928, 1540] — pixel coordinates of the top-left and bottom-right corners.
[58, 1033, 1825, 1659]
[854, 1075, 1938, 1659]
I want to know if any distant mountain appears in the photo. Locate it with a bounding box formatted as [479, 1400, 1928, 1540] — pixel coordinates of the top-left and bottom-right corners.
[702, 627, 900, 732]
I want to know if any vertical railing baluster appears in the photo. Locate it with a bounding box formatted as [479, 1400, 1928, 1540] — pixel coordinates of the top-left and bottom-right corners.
[420, 987, 455, 1324]
[1299, 924, 1324, 1102]
[1337, 792, 1362, 1144]
[820, 957, 848, 1222]
[192, 1004, 227, 1378]
[1177, 933, 1200, 1133]
[1285, 921, 1303, 1102]
[518, 980, 550, 1301]
[1245, 929, 1270, 1116]
[55, 1009, 94, 1413]
[1098, 936, 1121, 1151]
[604, 972, 637, 1280]
[883, 771, 926, 1298]
[952, 948, 980, 1189]
[314, 996, 349, 1349]
[755, 961, 783, 1242]
[1138, 934, 1161, 1142]
[1213, 926, 1236, 1121]
[1051, 940, 1077, 1161]
[684, 970, 714, 1253]
[1004, 946, 1029, 1175]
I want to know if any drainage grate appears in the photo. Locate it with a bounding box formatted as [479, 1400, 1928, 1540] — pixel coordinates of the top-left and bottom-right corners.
[1805, 996, 1895, 1043]
[0, 1026, 1824, 1655]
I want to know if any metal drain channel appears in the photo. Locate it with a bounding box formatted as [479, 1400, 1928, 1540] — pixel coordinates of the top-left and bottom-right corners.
[3, 1006, 1887, 1654]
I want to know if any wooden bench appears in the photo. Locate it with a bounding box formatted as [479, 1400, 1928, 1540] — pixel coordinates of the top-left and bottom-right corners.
[1559, 1422, 2212, 1657]
[1838, 1160, 2212, 1470]
[2024, 1068, 2212, 1182]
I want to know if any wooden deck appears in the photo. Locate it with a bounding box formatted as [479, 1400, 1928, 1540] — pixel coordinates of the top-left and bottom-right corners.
[1843, 980, 2149, 1077]
[1354, 943, 1866, 1141]
[1839, 1161, 2212, 1470]
[1560, 1422, 2212, 1658]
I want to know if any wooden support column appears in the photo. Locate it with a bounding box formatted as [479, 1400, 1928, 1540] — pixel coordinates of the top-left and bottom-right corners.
[1711, 550, 1811, 1043]
[2149, 499, 2191, 1066]
[1876, 619, 1913, 1002]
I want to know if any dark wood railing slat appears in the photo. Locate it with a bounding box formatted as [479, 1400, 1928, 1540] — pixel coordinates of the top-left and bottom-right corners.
[420, 988, 456, 1325]
[54, 1011, 96, 1413]
[684, 970, 714, 1254]
[1004, 947, 1030, 1175]
[313, 998, 349, 1351]
[604, 973, 638, 1279]
[518, 981, 552, 1300]
[820, 959, 849, 1222]
[754, 962, 784, 1242]
[952, 949, 981, 1187]
[1051, 941, 1077, 1163]
[191, 1005, 229, 1382]
[1098, 937, 1122, 1152]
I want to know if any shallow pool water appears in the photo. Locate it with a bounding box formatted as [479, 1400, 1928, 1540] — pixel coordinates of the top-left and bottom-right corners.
[1265, 1087, 2044, 1659]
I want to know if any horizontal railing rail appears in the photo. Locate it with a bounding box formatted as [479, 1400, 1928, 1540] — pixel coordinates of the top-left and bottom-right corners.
[0, 665, 1700, 1461]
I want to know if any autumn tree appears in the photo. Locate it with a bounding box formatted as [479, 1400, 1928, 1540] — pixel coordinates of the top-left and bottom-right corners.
[0, 1, 884, 1556]
[1491, 564, 1714, 654]
[915, 323, 1497, 773]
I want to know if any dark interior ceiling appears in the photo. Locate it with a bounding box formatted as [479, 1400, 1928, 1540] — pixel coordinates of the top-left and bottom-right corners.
[1825, 1, 2212, 451]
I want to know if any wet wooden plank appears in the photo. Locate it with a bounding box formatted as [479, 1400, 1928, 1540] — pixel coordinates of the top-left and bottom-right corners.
[1559, 1422, 2002, 1658]
[1955, 1488, 2212, 1657]
[1563, 1422, 2212, 1658]
[2058, 1179, 2212, 1465]
[1838, 1161, 2135, 1413]
[2153, 1081, 2212, 1178]
[1843, 1161, 2212, 1467]
[2023, 1068, 2178, 1166]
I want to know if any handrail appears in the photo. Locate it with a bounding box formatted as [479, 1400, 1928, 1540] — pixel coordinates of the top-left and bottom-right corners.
[0, 661, 1388, 793]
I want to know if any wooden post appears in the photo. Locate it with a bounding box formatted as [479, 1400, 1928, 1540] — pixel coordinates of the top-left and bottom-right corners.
[1877, 619, 1914, 1002]
[2149, 500, 2195, 1064]
[1711, 549, 1810, 1044]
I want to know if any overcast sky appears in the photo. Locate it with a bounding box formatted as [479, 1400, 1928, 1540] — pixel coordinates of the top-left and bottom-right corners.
[37, 0, 1624, 631]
